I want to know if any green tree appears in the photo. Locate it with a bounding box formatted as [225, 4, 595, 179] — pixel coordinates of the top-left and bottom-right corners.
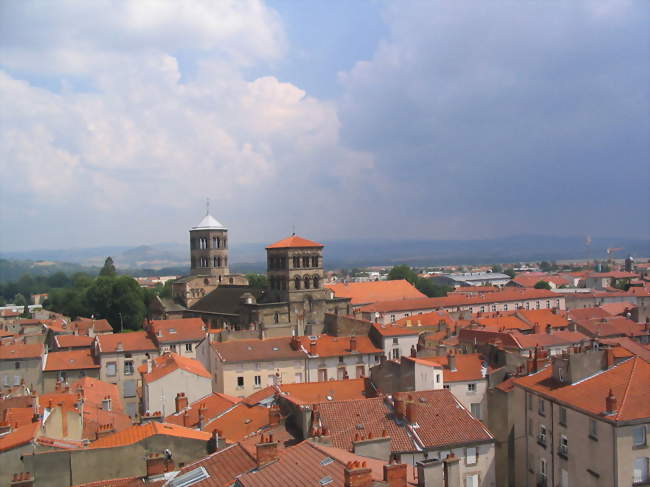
[0, 296, 5, 306]
[415, 278, 452, 298]
[539, 261, 552, 273]
[99, 257, 117, 277]
[159, 280, 173, 299]
[491, 264, 503, 274]
[13, 293, 27, 307]
[246, 274, 268, 289]
[503, 268, 516, 279]
[387, 265, 418, 284]
[534, 280, 552, 290]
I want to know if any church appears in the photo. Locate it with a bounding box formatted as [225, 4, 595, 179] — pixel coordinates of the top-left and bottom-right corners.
[151, 209, 351, 337]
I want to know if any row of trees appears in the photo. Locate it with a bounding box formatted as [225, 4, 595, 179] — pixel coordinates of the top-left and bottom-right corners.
[387, 265, 453, 297]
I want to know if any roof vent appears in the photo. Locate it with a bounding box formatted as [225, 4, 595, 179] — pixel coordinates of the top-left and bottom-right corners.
[326, 395, 333, 401]
[272, 347, 279, 351]
[320, 457, 334, 466]
[169, 328, 177, 334]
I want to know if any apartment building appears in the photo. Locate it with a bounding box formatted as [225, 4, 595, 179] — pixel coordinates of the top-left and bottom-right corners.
[0, 342, 44, 391]
[513, 350, 649, 487]
[94, 331, 158, 417]
[148, 318, 206, 359]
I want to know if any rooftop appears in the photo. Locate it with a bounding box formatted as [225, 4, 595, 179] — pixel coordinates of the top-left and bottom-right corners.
[149, 318, 206, 344]
[416, 353, 490, 382]
[212, 336, 306, 363]
[95, 331, 157, 354]
[0, 342, 44, 360]
[295, 334, 382, 357]
[54, 335, 95, 349]
[204, 403, 271, 443]
[90, 422, 211, 448]
[266, 235, 323, 249]
[325, 280, 425, 306]
[139, 353, 211, 383]
[278, 378, 371, 405]
[514, 357, 650, 422]
[166, 393, 240, 429]
[192, 213, 227, 230]
[44, 349, 100, 371]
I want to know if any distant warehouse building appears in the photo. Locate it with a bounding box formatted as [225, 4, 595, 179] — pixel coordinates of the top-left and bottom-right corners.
[431, 272, 511, 288]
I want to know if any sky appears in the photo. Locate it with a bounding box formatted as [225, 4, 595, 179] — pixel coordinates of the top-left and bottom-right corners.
[0, 0, 648, 252]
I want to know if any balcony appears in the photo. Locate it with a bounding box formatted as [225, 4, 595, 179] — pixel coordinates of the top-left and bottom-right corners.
[537, 434, 547, 448]
[536, 474, 548, 487]
[558, 444, 568, 459]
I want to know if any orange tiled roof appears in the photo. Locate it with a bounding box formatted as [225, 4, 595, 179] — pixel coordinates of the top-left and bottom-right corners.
[325, 280, 425, 306]
[516, 309, 570, 329]
[205, 403, 270, 443]
[149, 318, 206, 343]
[512, 274, 570, 288]
[212, 336, 306, 363]
[166, 393, 240, 428]
[568, 307, 611, 321]
[54, 335, 94, 348]
[2, 407, 35, 428]
[508, 330, 589, 349]
[599, 301, 637, 316]
[242, 386, 277, 406]
[0, 422, 39, 452]
[600, 337, 650, 363]
[418, 353, 489, 382]
[372, 323, 424, 337]
[70, 377, 124, 412]
[576, 316, 646, 338]
[394, 309, 456, 329]
[74, 318, 113, 334]
[279, 378, 371, 405]
[90, 422, 210, 448]
[266, 235, 323, 249]
[514, 357, 650, 422]
[139, 353, 211, 383]
[0, 343, 44, 360]
[360, 289, 559, 313]
[296, 334, 381, 357]
[474, 314, 531, 331]
[95, 331, 157, 353]
[44, 349, 99, 371]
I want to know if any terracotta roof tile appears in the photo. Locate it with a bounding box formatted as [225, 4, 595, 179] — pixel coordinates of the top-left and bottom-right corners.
[0, 343, 44, 360]
[73, 318, 113, 334]
[417, 353, 489, 382]
[326, 280, 425, 306]
[55, 335, 95, 349]
[149, 318, 206, 344]
[296, 334, 381, 357]
[90, 422, 210, 448]
[508, 331, 589, 350]
[73, 477, 146, 487]
[568, 307, 611, 321]
[169, 443, 256, 487]
[0, 422, 39, 452]
[242, 386, 277, 406]
[514, 357, 650, 422]
[515, 309, 570, 329]
[576, 316, 647, 338]
[600, 337, 650, 363]
[599, 301, 637, 316]
[278, 378, 371, 405]
[372, 323, 423, 337]
[360, 289, 559, 313]
[394, 309, 456, 328]
[2, 407, 35, 428]
[139, 353, 211, 384]
[44, 349, 100, 371]
[166, 393, 240, 428]
[96, 331, 157, 354]
[70, 377, 125, 412]
[212, 336, 306, 363]
[266, 235, 323, 249]
[205, 403, 270, 443]
[512, 274, 570, 288]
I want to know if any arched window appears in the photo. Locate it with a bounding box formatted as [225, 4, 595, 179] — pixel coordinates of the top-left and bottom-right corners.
[212, 237, 216, 248]
[312, 256, 319, 267]
[295, 276, 301, 290]
[302, 256, 310, 268]
[216, 237, 221, 248]
[217, 256, 222, 267]
[313, 275, 320, 289]
[304, 277, 311, 289]
[274, 312, 279, 324]
[213, 257, 218, 267]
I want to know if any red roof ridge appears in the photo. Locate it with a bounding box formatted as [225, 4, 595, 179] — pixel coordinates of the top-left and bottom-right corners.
[616, 357, 639, 420]
[266, 235, 323, 249]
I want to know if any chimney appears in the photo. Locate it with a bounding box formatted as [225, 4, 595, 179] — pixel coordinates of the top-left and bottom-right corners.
[146, 358, 153, 374]
[309, 340, 318, 356]
[349, 335, 357, 352]
[141, 411, 163, 424]
[605, 389, 617, 415]
[208, 429, 220, 454]
[393, 393, 406, 420]
[443, 453, 461, 487]
[447, 351, 457, 372]
[175, 393, 188, 414]
[146, 453, 174, 478]
[10, 473, 34, 487]
[269, 405, 281, 425]
[255, 434, 279, 467]
[546, 324, 553, 335]
[410, 345, 417, 358]
[198, 403, 207, 429]
[405, 396, 416, 424]
[606, 348, 615, 369]
[416, 459, 443, 487]
[533, 323, 541, 334]
[352, 434, 391, 462]
[344, 461, 373, 487]
[95, 423, 115, 440]
[568, 319, 576, 332]
[383, 461, 407, 487]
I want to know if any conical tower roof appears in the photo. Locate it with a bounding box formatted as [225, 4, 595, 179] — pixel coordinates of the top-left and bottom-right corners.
[192, 213, 226, 230]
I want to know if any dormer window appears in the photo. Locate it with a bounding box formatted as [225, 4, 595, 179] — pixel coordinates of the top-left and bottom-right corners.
[169, 328, 176, 334]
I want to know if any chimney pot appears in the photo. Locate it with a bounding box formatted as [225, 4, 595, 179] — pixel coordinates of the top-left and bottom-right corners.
[606, 389, 617, 414]
[349, 336, 357, 352]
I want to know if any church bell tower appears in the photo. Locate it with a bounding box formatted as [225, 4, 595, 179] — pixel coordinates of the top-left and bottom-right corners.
[189, 202, 229, 278]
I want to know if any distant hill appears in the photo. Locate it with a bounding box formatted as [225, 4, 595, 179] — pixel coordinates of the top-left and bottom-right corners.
[1, 234, 648, 280]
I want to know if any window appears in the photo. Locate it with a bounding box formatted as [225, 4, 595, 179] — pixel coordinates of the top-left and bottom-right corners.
[559, 435, 568, 458]
[539, 398, 545, 416]
[503, 304, 508, 311]
[634, 426, 647, 447]
[634, 457, 649, 483]
[303, 256, 310, 267]
[123, 380, 136, 398]
[559, 407, 567, 426]
[294, 372, 302, 383]
[304, 277, 311, 289]
[589, 419, 598, 440]
[390, 314, 396, 323]
[464, 473, 479, 487]
[295, 276, 301, 290]
[436, 374, 441, 383]
[237, 376, 244, 388]
[338, 356, 344, 364]
[14, 375, 21, 386]
[528, 393, 533, 410]
[14, 362, 20, 370]
[312, 256, 319, 267]
[124, 361, 134, 376]
[337, 368, 346, 380]
[465, 447, 477, 465]
[392, 337, 399, 345]
[471, 403, 481, 419]
[2, 376, 8, 386]
[318, 369, 328, 382]
[185, 343, 193, 352]
[254, 375, 261, 387]
[106, 362, 117, 377]
[468, 383, 476, 392]
[443, 384, 450, 390]
[356, 365, 365, 378]
[313, 276, 320, 288]
[539, 458, 547, 483]
[536, 300, 540, 309]
[538, 424, 547, 446]
[391, 348, 400, 360]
